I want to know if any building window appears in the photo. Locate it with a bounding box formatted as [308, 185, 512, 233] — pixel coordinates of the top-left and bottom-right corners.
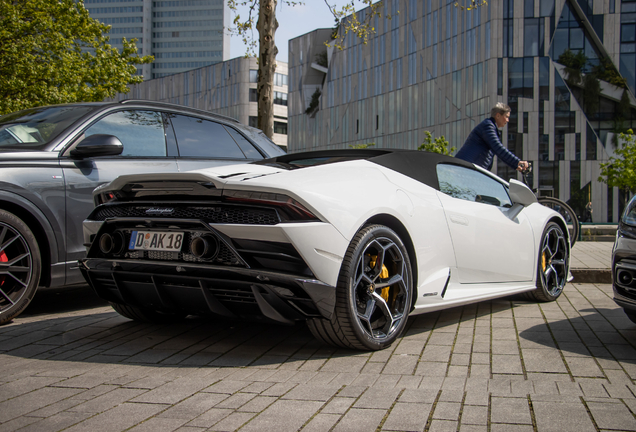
[503, 0, 514, 57]
[249, 88, 257, 102]
[508, 57, 534, 99]
[524, 18, 542, 56]
[497, 58, 503, 96]
[524, 0, 534, 17]
[274, 73, 287, 87]
[539, 134, 549, 161]
[621, 12, 636, 94]
[249, 70, 258, 83]
[539, 0, 554, 17]
[274, 91, 288, 106]
[274, 121, 287, 135]
[249, 116, 258, 128]
[539, 57, 550, 100]
[586, 124, 597, 160]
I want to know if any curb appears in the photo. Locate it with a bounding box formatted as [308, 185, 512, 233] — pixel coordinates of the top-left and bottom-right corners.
[571, 268, 612, 284]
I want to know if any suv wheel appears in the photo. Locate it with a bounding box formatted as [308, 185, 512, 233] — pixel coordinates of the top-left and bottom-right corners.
[0, 210, 41, 324]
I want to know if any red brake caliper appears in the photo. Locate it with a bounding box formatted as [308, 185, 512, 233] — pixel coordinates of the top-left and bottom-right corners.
[0, 250, 7, 286]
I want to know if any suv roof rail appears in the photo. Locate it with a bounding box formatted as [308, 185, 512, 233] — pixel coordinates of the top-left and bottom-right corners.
[118, 99, 240, 123]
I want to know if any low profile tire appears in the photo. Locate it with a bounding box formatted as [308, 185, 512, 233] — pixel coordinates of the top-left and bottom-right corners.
[308, 224, 413, 351]
[109, 302, 187, 324]
[524, 221, 569, 302]
[0, 210, 41, 325]
[625, 310, 636, 325]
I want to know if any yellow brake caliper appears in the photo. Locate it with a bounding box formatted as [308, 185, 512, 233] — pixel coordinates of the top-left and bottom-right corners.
[369, 255, 391, 302]
[541, 252, 547, 272]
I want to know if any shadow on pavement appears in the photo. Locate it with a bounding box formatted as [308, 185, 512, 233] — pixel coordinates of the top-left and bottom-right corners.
[11, 288, 634, 368]
[21, 284, 109, 316]
[519, 307, 636, 365]
[2, 288, 337, 367]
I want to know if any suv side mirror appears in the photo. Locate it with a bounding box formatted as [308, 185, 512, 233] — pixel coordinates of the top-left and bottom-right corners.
[70, 134, 123, 158]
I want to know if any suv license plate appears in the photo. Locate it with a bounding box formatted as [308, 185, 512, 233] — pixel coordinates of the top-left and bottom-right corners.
[129, 231, 184, 252]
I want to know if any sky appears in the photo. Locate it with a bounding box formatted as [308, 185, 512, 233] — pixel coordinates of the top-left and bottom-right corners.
[228, 1, 356, 63]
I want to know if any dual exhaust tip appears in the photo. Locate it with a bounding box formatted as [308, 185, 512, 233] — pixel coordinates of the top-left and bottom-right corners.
[98, 232, 220, 260]
[189, 234, 220, 260]
[99, 231, 125, 255]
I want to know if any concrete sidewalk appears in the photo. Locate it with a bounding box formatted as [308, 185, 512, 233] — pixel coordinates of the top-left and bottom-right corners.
[570, 241, 613, 284]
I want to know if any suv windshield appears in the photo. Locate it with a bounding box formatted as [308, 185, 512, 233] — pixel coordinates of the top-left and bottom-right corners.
[0, 106, 93, 150]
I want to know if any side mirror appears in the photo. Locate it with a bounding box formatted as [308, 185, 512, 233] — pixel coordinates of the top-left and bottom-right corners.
[70, 134, 123, 158]
[508, 179, 537, 207]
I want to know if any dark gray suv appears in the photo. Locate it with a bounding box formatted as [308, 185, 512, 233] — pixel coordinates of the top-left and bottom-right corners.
[0, 100, 285, 324]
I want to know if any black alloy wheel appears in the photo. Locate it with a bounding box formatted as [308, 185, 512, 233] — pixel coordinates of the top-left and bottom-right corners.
[308, 224, 412, 350]
[0, 210, 41, 324]
[525, 221, 569, 302]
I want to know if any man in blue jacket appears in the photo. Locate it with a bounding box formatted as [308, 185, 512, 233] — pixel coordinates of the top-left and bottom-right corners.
[456, 103, 529, 172]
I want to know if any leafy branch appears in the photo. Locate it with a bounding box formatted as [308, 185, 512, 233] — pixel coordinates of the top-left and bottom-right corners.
[453, 0, 488, 11]
[417, 131, 455, 155]
[599, 129, 636, 204]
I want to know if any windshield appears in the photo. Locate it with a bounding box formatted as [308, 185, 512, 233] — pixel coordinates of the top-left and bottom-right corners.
[622, 195, 636, 227]
[0, 106, 94, 150]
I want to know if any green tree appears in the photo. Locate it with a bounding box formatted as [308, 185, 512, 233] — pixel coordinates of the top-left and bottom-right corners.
[228, 0, 387, 138]
[453, 0, 488, 10]
[349, 142, 375, 149]
[0, 0, 153, 115]
[418, 131, 455, 155]
[599, 129, 636, 207]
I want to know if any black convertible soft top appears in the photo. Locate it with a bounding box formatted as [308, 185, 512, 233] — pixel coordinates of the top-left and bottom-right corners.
[255, 149, 476, 191]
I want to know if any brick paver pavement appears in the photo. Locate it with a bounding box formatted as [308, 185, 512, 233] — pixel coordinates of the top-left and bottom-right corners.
[1, 279, 635, 432]
[570, 242, 613, 271]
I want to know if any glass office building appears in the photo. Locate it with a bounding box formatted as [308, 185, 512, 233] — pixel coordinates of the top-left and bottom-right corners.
[288, 0, 636, 222]
[85, 0, 230, 79]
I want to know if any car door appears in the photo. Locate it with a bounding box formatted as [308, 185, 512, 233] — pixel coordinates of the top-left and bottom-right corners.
[62, 109, 179, 281]
[166, 113, 264, 172]
[435, 163, 535, 284]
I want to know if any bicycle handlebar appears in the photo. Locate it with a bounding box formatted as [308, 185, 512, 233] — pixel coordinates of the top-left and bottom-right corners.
[519, 162, 532, 174]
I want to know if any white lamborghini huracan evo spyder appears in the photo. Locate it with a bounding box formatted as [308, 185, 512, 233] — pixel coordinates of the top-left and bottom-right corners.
[80, 149, 571, 350]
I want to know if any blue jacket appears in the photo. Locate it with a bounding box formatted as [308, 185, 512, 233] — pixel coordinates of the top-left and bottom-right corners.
[455, 117, 520, 170]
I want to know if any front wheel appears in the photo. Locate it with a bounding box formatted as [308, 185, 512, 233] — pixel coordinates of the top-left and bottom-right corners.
[0, 210, 41, 325]
[307, 225, 413, 350]
[524, 221, 569, 302]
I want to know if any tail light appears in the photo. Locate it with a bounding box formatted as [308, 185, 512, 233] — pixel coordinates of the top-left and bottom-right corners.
[223, 190, 319, 222]
[95, 191, 118, 206]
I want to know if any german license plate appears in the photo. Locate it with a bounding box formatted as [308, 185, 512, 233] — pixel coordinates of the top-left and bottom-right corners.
[129, 231, 184, 252]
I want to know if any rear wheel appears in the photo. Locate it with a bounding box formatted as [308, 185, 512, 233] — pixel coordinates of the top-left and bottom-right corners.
[524, 222, 569, 302]
[109, 302, 187, 324]
[537, 197, 579, 247]
[307, 225, 412, 351]
[0, 210, 41, 325]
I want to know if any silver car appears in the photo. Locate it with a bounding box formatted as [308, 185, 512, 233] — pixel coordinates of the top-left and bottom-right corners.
[0, 100, 285, 324]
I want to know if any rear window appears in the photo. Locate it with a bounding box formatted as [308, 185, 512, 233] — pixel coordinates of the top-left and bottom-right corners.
[169, 114, 247, 159]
